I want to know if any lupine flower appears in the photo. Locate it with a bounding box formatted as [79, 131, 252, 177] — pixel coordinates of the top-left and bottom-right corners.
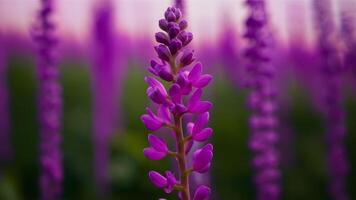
[243, 0, 281, 199]
[32, 0, 63, 199]
[141, 7, 213, 200]
[312, 0, 349, 199]
[90, 1, 120, 195]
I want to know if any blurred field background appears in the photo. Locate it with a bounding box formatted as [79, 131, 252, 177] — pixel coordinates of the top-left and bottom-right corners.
[1, 0, 356, 200]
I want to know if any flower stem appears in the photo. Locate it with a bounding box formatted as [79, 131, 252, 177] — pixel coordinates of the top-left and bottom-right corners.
[174, 115, 190, 200]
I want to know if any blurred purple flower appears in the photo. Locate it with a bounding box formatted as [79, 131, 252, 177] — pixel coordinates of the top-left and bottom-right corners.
[313, 0, 350, 199]
[32, 0, 63, 199]
[141, 7, 213, 200]
[90, 1, 121, 195]
[243, 1, 281, 200]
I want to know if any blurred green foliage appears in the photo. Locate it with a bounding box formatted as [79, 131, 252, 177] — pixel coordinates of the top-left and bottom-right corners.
[0, 55, 355, 200]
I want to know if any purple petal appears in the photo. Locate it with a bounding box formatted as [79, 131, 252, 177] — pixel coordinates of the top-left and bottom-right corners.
[155, 44, 171, 61]
[144, 147, 166, 160]
[169, 38, 183, 55]
[157, 65, 174, 82]
[193, 128, 213, 142]
[172, 103, 187, 115]
[193, 185, 211, 200]
[177, 72, 192, 95]
[193, 145, 213, 172]
[188, 63, 202, 82]
[168, 24, 180, 39]
[187, 122, 194, 135]
[145, 76, 167, 95]
[141, 114, 163, 131]
[193, 112, 209, 134]
[157, 105, 171, 123]
[164, 9, 176, 22]
[159, 19, 169, 31]
[190, 101, 213, 113]
[148, 134, 168, 153]
[180, 51, 194, 66]
[169, 84, 182, 103]
[203, 143, 214, 151]
[147, 87, 167, 104]
[149, 171, 167, 188]
[198, 162, 211, 173]
[155, 32, 170, 45]
[164, 171, 177, 193]
[179, 20, 188, 30]
[193, 74, 213, 88]
[188, 89, 202, 110]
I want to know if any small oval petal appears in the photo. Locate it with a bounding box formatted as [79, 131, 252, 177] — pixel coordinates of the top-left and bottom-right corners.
[168, 84, 182, 103]
[190, 101, 213, 113]
[188, 89, 202, 110]
[149, 171, 167, 188]
[157, 105, 171, 123]
[141, 114, 163, 131]
[148, 134, 168, 153]
[193, 146, 213, 172]
[144, 147, 166, 160]
[159, 19, 169, 31]
[188, 63, 202, 82]
[193, 185, 211, 200]
[193, 128, 213, 142]
[155, 32, 170, 45]
[193, 112, 209, 134]
[164, 171, 177, 193]
[193, 74, 213, 88]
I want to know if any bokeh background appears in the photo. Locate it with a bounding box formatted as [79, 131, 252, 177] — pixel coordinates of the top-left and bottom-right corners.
[0, 0, 356, 199]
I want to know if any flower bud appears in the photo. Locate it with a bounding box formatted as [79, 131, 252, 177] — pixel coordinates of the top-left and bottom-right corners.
[155, 44, 171, 61]
[169, 38, 182, 55]
[159, 19, 169, 31]
[193, 185, 211, 200]
[180, 51, 194, 66]
[155, 32, 170, 45]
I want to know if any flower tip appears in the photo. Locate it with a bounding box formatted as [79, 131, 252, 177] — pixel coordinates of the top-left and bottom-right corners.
[193, 185, 211, 200]
[148, 170, 167, 188]
[144, 147, 166, 160]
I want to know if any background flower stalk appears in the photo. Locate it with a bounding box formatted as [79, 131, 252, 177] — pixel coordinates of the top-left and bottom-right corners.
[32, 0, 63, 199]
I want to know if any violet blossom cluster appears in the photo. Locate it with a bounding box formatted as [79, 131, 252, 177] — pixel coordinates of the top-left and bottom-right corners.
[141, 7, 213, 200]
[244, 0, 281, 199]
[313, 0, 349, 199]
[33, 0, 63, 199]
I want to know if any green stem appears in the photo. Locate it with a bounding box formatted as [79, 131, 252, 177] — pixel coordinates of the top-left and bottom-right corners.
[174, 115, 190, 200]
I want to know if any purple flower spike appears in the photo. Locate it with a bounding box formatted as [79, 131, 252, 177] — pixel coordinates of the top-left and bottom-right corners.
[313, 0, 350, 199]
[193, 185, 211, 200]
[33, 0, 63, 199]
[141, 7, 214, 200]
[244, 0, 281, 199]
